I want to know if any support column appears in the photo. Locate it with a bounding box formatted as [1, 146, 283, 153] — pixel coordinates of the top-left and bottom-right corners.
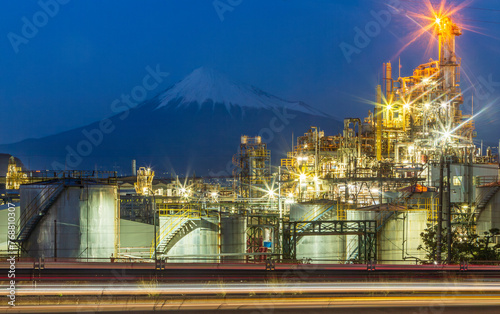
[437, 155, 444, 264]
[446, 157, 452, 264]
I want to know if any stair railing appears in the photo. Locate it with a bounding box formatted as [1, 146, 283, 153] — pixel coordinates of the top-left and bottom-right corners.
[16, 181, 64, 240]
[296, 203, 334, 232]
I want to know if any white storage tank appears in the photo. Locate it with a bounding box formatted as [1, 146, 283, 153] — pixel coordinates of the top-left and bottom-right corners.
[156, 214, 246, 262]
[345, 210, 377, 262]
[19, 179, 118, 260]
[378, 210, 427, 264]
[290, 203, 345, 263]
[221, 215, 247, 261]
[157, 215, 218, 263]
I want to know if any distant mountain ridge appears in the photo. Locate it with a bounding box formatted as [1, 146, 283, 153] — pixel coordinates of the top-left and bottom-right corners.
[155, 67, 327, 116]
[0, 67, 342, 176]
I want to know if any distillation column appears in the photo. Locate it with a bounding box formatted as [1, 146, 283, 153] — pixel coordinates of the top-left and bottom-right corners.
[437, 17, 462, 135]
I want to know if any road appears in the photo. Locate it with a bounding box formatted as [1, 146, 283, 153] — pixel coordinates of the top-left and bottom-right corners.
[2, 261, 500, 312]
[1, 280, 500, 313]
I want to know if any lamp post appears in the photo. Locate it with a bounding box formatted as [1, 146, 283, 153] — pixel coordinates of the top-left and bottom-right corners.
[311, 126, 319, 177]
[278, 166, 282, 261]
[147, 188, 157, 261]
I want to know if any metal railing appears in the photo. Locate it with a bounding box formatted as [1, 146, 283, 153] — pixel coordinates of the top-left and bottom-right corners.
[151, 211, 193, 258]
[345, 236, 359, 262]
[22, 170, 117, 184]
[475, 186, 499, 206]
[157, 203, 201, 218]
[16, 181, 65, 241]
[475, 176, 499, 187]
[281, 158, 295, 167]
[296, 203, 335, 232]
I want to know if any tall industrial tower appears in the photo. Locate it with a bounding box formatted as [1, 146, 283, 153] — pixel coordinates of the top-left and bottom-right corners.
[377, 14, 473, 163]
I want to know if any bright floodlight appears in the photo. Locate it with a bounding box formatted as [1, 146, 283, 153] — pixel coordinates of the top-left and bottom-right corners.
[442, 131, 451, 142]
[299, 174, 306, 181]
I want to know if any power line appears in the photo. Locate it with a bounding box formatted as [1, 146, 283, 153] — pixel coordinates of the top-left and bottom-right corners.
[463, 18, 500, 25]
[466, 6, 500, 13]
[398, 0, 500, 14]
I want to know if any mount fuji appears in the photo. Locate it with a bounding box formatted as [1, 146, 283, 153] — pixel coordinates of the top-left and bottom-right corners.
[0, 67, 342, 176]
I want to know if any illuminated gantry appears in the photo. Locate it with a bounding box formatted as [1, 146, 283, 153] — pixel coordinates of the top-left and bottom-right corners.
[233, 136, 271, 200]
[135, 167, 155, 196]
[6, 156, 27, 190]
[375, 13, 474, 163]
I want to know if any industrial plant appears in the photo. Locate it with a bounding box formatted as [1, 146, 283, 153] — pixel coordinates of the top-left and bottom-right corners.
[1, 14, 499, 266]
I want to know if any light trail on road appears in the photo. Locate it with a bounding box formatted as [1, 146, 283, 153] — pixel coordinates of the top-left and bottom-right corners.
[2, 295, 500, 313]
[3, 279, 500, 312]
[11, 281, 500, 296]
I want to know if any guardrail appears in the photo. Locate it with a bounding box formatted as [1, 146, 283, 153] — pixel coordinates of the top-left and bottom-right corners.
[22, 170, 118, 184]
[476, 176, 499, 186]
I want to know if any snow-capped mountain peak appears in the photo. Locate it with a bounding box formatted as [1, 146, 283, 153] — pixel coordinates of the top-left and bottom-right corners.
[155, 67, 327, 116]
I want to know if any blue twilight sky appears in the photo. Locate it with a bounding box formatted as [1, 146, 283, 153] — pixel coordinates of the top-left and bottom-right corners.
[1, 0, 500, 145]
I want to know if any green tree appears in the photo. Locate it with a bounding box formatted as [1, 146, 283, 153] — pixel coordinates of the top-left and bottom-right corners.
[418, 225, 500, 263]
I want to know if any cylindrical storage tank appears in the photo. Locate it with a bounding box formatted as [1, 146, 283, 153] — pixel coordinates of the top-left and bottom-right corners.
[476, 186, 500, 234]
[20, 179, 118, 260]
[159, 216, 218, 263]
[221, 215, 247, 262]
[290, 203, 345, 263]
[0, 202, 20, 252]
[378, 210, 427, 264]
[345, 210, 377, 262]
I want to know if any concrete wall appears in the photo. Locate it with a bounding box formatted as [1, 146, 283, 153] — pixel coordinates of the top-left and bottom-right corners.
[119, 219, 154, 249]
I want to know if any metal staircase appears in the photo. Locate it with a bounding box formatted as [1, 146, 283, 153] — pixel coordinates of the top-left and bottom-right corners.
[475, 185, 500, 218]
[375, 210, 396, 232]
[346, 237, 359, 262]
[151, 213, 192, 258]
[374, 191, 413, 232]
[162, 220, 199, 254]
[296, 203, 335, 232]
[15, 181, 65, 243]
